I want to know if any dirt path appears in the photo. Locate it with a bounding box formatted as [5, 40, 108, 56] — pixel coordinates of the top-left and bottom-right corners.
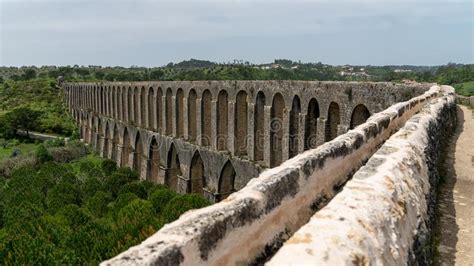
[437, 105, 474, 266]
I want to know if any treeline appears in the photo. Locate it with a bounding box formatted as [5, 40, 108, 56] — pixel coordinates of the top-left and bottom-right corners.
[0, 79, 76, 137]
[0, 140, 209, 264]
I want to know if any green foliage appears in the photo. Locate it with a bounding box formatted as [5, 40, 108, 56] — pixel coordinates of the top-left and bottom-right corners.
[101, 159, 117, 176]
[118, 181, 148, 199]
[161, 194, 210, 224]
[86, 191, 113, 217]
[0, 107, 42, 138]
[46, 182, 82, 214]
[35, 144, 52, 163]
[149, 189, 176, 213]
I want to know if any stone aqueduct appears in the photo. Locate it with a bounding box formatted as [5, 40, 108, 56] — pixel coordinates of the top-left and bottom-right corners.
[64, 81, 425, 202]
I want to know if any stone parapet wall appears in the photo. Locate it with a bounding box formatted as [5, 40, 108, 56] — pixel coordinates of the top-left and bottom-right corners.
[268, 86, 456, 265]
[456, 94, 474, 107]
[101, 85, 442, 266]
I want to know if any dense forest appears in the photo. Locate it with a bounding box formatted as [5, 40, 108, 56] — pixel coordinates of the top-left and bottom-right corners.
[0, 140, 209, 264]
[0, 59, 472, 264]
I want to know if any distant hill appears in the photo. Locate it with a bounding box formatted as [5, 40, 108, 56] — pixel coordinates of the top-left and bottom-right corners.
[167, 59, 216, 69]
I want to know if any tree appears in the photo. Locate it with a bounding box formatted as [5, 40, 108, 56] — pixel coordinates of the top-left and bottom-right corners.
[2, 107, 43, 138]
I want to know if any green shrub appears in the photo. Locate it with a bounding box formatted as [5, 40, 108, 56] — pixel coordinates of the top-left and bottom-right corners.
[81, 176, 104, 200]
[49, 146, 85, 163]
[117, 199, 156, 238]
[111, 193, 138, 215]
[35, 144, 52, 163]
[2, 201, 44, 229]
[77, 159, 101, 178]
[101, 159, 117, 176]
[104, 173, 129, 197]
[149, 189, 176, 214]
[161, 194, 209, 224]
[56, 204, 92, 229]
[0, 156, 37, 178]
[46, 182, 81, 213]
[44, 137, 65, 148]
[115, 167, 138, 181]
[118, 181, 148, 199]
[85, 191, 113, 217]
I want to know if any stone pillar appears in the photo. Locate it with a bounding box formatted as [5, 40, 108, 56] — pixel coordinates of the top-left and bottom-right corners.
[153, 94, 158, 130]
[177, 176, 190, 194]
[171, 96, 176, 137]
[247, 103, 255, 161]
[183, 97, 189, 139]
[140, 158, 149, 181]
[315, 118, 325, 147]
[298, 113, 306, 154]
[203, 189, 217, 203]
[129, 151, 136, 170]
[161, 95, 167, 134]
[211, 100, 218, 150]
[337, 124, 349, 136]
[196, 98, 203, 145]
[228, 101, 235, 155]
[281, 108, 290, 162]
[158, 166, 167, 185]
[263, 105, 272, 167]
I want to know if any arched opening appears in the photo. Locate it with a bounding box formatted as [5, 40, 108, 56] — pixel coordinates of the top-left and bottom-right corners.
[112, 124, 119, 162]
[156, 88, 163, 132]
[325, 102, 341, 141]
[235, 90, 248, 156]
[304, 98, 320, 150]
[188, 89, 197, 141]
[121, 128, 130, 167]
[289, 96, 301, 158]
[133, 132, 143, 175]
[217, 90, 228, 151]
[148, 137, 160, 183]
[148, 87, 154, 129]
[176, 88, 184, 138]
[166, 143, 181, 191]
[254, 91, 265, 161]
[189, 151, 204, 194]
[134, 87, 139, 124]
[201, 90, 212, 147]
[218, 161, 235, 201]
[140, 87, 146, 127]
[165, 88, 173, 135]
[270, 93, 285, 167]
[128, 87, 133, 122]
[350, 104, 370, 129]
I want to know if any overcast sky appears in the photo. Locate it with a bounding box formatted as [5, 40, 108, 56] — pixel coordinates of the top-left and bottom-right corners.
[0, 0, 472, 66]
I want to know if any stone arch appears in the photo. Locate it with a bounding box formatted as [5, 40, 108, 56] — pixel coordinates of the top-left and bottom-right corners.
[235, 90, 248, 156]
[133, 132, 144, 174]
[325, 102, 340, 141]
[111, 124, 119, 162]
[147, 136, 160, 183]
[176, 88, 184, 138]
[166, 143, 181, 191]
[189, 151, 204, 194]
[156, 87, 163, 132]
[148, 87, 154, 129]
[165, 88, 173, 135]
[270, 93, 285, 167]
[304, 98, 320, 150]
[254, 91, 265, 161]
[350, 104, 370, 129]
[188, 89, 197, 141]
[218, 160, 235, 201]
[121, 127, 131, 167]
[201, 90, 212, 147]
[128, 87, 133, 122]
[289, 95, 301, 158]
[141, 86, 146, 127]
[217, 90, 228, 151]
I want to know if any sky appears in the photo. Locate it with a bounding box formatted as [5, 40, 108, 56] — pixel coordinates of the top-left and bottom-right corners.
[0, 0, 473, 67]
